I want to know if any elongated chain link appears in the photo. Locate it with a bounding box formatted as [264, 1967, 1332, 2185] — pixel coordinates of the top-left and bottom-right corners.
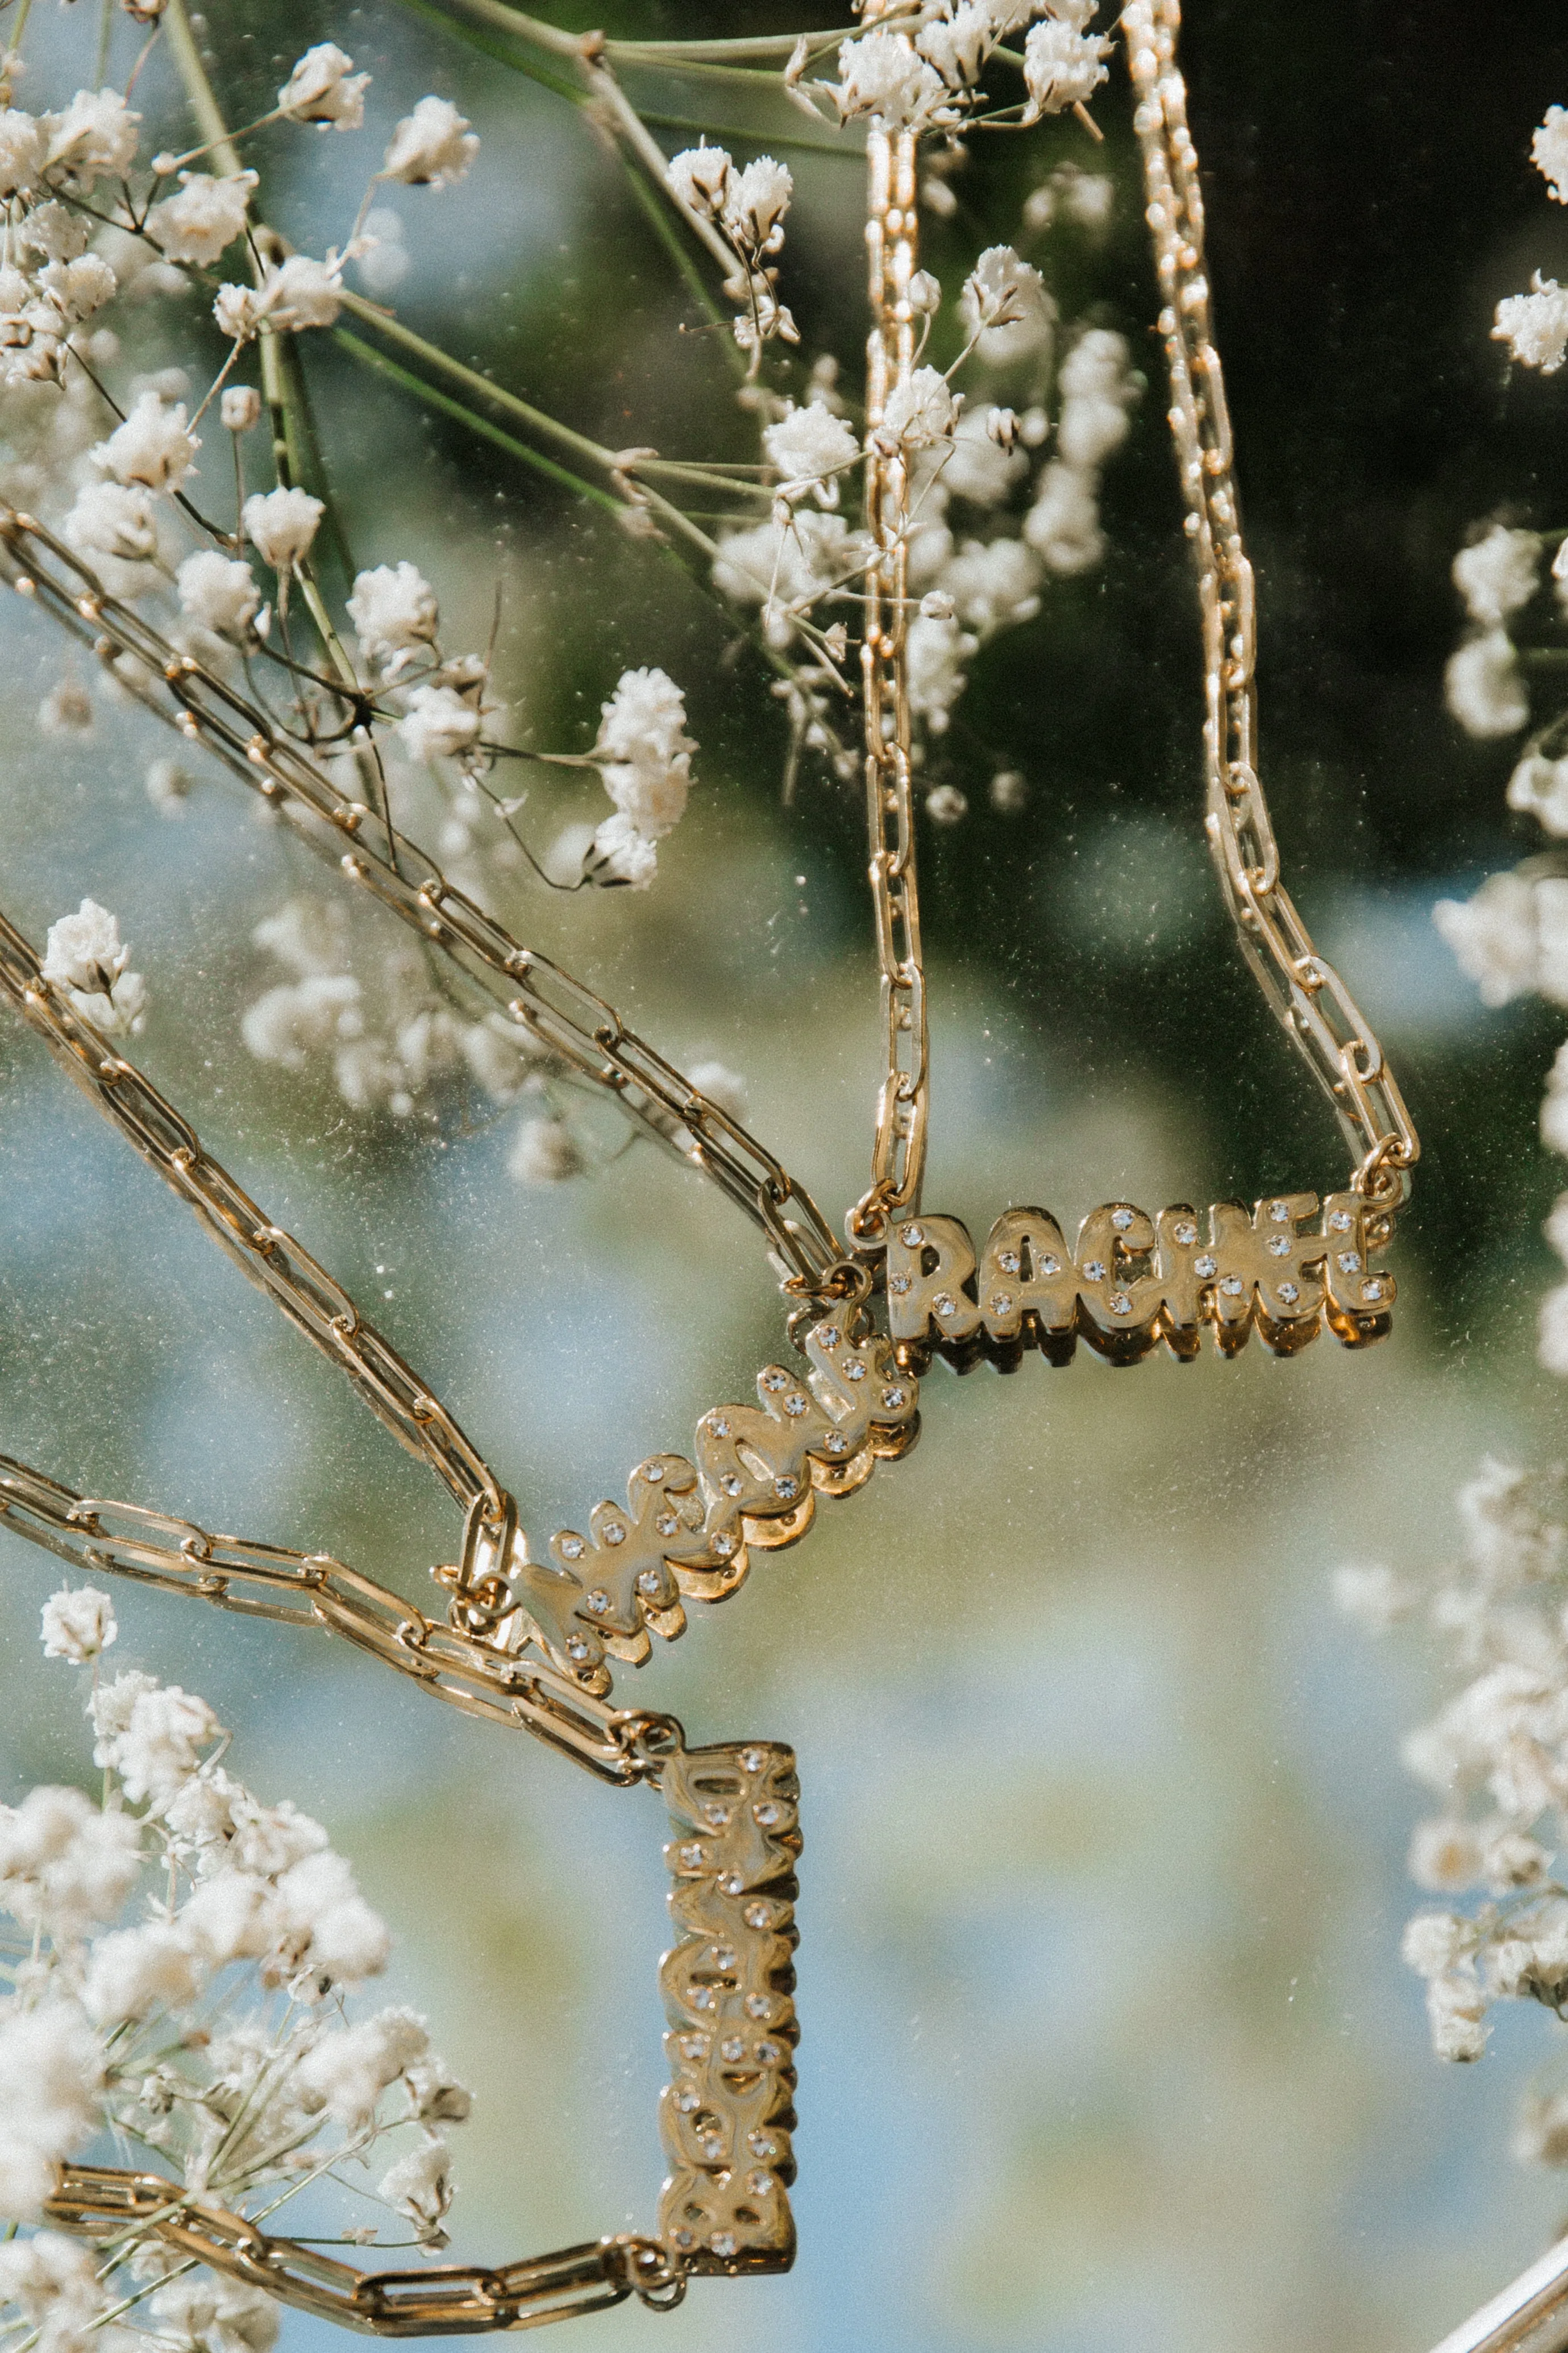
[854, 6, 928, 1236]
[0, 509, 842, 1294]
[1123, 1, 1419, 1207]
[0, 1455, 675, 1785]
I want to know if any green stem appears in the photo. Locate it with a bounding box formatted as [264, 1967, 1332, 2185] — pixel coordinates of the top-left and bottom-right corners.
[161, 0, 244, 178]
[615, 155, 740, 369]
[331, 327, 626, 515]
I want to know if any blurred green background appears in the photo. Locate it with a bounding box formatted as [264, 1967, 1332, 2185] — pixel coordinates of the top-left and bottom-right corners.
[7, 3, 1568, 2348]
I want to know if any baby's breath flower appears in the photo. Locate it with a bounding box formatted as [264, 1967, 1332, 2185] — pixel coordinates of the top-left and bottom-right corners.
[177, 550, 261, 641]
[39, 1586, 116, 1665]
[508, 1114, 585, 1183]
[1533, 105, 1568, 205]
[880, 364, 959, 449]
[37, 677, 92, 737]
[147, 168, 257, 265]
[40, 898, 147, 1038]
[380, 95, 478, 188]
[1330, 1560, 1416, 1633]
[917, 3, 992, 91]
[243, 485, 324, 572]
[348, 561, 439, 667]
[1021, 16, 1111, 121]
[1507, 752, 1568, 836]
[63, 478, 159, 571]
[906, 611, 975, 733]
[1024, 460, 1104, 575]
[379, 2139, 454, 2242]
[0, 107, 43, 197]
[92, 390, 199, 492]
[1494, 273, 1568, 374]
[277, 43, 369, 130]
[925, 783, 968, 824]
[398, 681, 481, 763]
[832, 31, 947, 131]
[723, 156, 792, 251]
[687, 1060, 748, 1122]
[666, 142, 731, 215]
[959, 244, 1053, 365]
[41, 87, 139, 186]
[763, 400, 859, 509]
[1443, 626, 1528, 737]
[82, 1925, 198, 2024]
[1452, 523, 1541, 626]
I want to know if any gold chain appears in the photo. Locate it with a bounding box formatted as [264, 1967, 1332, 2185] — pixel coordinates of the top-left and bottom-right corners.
[853, 4, 929, 1239]
[1124, 0, 1419, 1205]
[0, 509, 845, 1298]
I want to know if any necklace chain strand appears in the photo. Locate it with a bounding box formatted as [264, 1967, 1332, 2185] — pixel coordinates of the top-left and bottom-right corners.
[0, 508, 845, 1297]
[854, 5, 929, 1237]
[1125, 0, 1419, 1204]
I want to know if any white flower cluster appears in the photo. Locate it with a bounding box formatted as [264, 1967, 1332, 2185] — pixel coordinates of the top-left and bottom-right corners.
[797, 2, 1110, 138]
[714, 254, 1138, 756]
[39, 898, 146, 1038]
[665, 143, 797, 362]
[0, 1583, 471, 2345]
[1334, 1464, 1568, 2122]
[1491, 107, 1568, 372]
[588, 667, 698, 889]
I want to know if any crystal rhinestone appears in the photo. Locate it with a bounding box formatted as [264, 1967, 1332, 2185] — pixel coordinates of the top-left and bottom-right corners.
[720, 1871, 745, 1896]
[742, 1746, 767, 1773]
[1362, 1278, 1385, 1302]
[1269, 1201, 1291, 1222]
[748, 2133, 778, 2160]
[846, 1361, 866, 1381]
[655, 1512, 679, 1538]
[559, 1535, 585, 1560]
[933, 1292, 956, 1317]
[744, 1902, 771, 1929]
[1336, 1250, 1362, 1273]
[1329, 1209, 1353, 1231]
[675, 2089, 700, 2114]
[721, 2036, 745, 2063]
[746, 1994, 772, 2020]
[1083, 1259, 1107, 1283]
[672, 2228, 695, 2251]
[704, 1804, 731, 1828]
[1219, 1276, 1244, 1297]
[680, 1844, 704, 1869]
[637, 1569, 662, 1595]
[1041, 1254, 1062, 1276]
[784, 1392, 808, 1415]
[900, 1223, 925, 1247]
[774, 1475, 798, 1501]
[755, 2038, 781, 2063]
[762, 1369, 787, 1392]
[746, 2171, 772, 2197]
[643, 1462, 663, 1483]
[713, 1945, 737, 1971]
[700, 2133, 723, 2158]
[998, 1250, 1021, 1275]
[566, 1636, 590, 1660]
[721, 1474, 743, 1497]
[882, 1385, 907, 1409]
[823, 1432, 849, 1455]
[691, 1985, 716, 2010]
[1276, 1281, 1300, 1304]
[679, 2035, 707, 2062]
[585, 1588, 609, 1614]
[1174, 1219, 1197, 1245]
[1111, 1207, 1134, 1231]
[602, 1522, 626, 1545]
[709, 1415, 731, 1438]
[712, 1531, 736, 1557]
[755, 1801, 782, 1827]
[1108, 1292, 1132, 1316]
[1266, 1236, 1289, 1258]
[889, 1272, 911, 1296]
[989, 1294, 1014, 1317]
[710, 2233, 738, 2259]
[817, 1326, 840, 1348]
[1195, 1254, 1218, 1278]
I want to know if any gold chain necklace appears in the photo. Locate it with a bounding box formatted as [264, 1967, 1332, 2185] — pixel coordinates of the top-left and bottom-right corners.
[0, 1, 1467, 2340]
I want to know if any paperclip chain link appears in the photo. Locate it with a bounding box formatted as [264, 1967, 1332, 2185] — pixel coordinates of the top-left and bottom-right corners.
[1123, 0, 1419, 1208]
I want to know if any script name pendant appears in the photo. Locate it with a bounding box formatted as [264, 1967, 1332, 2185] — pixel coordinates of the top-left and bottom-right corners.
[886, 1191, 1394, 1368]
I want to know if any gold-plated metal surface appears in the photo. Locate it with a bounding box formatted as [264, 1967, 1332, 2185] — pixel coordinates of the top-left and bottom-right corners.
[657, 1744, 801, 2275]
[1424, 2234, 1568, 2353]
[0, 508, 842, 1300]
[854, 7, 929, 1235]
[884, 1192, 1394, 1367]
[1124, 0, 1419, 1208]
